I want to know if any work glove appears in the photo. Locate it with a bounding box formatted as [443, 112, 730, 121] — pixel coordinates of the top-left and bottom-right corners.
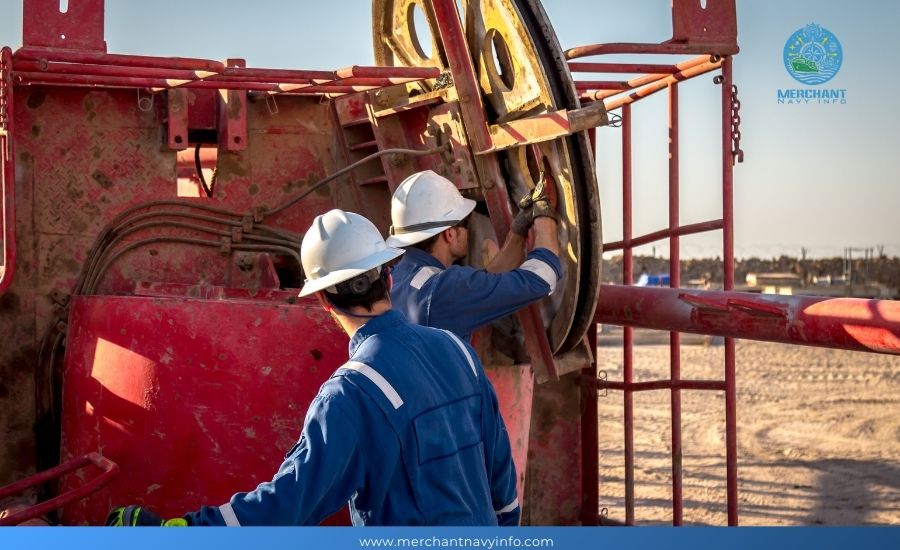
[517, 171, 559, 223]
[106, 505, 189, 527]
[509, 205, 534, 237]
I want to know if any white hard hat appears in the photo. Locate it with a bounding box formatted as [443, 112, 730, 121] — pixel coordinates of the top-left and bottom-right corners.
[385, 170, 477, 248]
[299, 209, 405, 297]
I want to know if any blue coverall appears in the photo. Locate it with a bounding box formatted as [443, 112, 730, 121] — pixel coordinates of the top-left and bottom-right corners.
[186, 310, 520, 526]
[390, 246, 562, 341]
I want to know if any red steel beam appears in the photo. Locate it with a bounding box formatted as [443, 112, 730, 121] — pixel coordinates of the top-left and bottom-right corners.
[721, 57, 738, 526]
[668, 82, 683, 526]
[594, 284, 900, 355]
[621, 103, 635, 525]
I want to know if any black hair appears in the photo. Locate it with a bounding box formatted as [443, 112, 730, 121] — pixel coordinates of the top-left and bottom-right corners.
[323, 267, 391, 312]
[411, 234, 440, 254]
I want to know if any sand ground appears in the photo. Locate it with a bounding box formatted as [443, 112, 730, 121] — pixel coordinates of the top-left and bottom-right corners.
[594, 334, 900, 525]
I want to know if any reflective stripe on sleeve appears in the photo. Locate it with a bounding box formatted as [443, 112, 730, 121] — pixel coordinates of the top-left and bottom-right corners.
[495, 497, 519, 515]
[218, 502, 241, 526]
[342, 361, 404, 409]
[519, 258, 558, 294]
[410, 266, 441, 290]
[441, 330, 477, 378]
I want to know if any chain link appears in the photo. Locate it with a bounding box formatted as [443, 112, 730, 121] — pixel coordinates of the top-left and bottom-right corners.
[730, 84, 744, 164]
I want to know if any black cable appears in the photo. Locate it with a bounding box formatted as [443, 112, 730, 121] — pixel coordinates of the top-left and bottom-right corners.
[195, 145, 213, 198]
[266, 145, 449, 217]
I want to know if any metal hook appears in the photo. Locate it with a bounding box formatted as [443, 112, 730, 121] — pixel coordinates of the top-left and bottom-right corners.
[608, 112, 622, 128]
[136, 88, 154, 112]
[265, 93, 279, 115]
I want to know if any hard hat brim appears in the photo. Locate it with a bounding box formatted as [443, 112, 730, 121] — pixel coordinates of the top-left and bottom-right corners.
[385, 197, 476, 248]
[298, 246, 405, 297]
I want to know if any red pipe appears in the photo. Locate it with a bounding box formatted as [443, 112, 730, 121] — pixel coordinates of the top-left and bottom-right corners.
[721, 57, 738, 526]
[595, 379, 727, 392]
[568, 62, 680, 74]
[275, 77, 427, 94]
[622, 104, 635, 525]
[13, 72, 383, 95]
[13, 61, 435, 90]
[223, 67, 335, 80]
[584, 56, 712, 102]
[0, 47, 15, 297]
[601, 60, 722, 109]
[15, 60, 216, 80]
[604, 219, 723, 252]
[13, 71, 266, 90]
[594, 285, 900, 355]
[14, 63, 330, 88]
[574, 81, 630, 91]
[564, 42, 738, 60]
[15, 47, 226, 71]
[668, 82, 683, 526]
[0, 453, 119, 526]
[335, 65, 441, 80]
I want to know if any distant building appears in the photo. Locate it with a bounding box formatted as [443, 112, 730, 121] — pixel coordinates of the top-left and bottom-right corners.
[744, 272, 802, 295]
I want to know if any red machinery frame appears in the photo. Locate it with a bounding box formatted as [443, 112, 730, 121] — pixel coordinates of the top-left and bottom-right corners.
[0, 0, 898, 527]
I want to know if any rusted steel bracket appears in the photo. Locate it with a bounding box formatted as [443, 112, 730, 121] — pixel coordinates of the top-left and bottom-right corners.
[166, 89, 189, 150]
[0, 453, 118, 526]
[23, 0, 107, 52]
[218, 58, 248, 152]
[165, 61, 247, 153]
[565, 0, 738, 58]
[478, 101, 609, 154]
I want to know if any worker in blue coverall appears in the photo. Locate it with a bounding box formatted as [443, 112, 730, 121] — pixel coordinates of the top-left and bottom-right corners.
[106, 209, 520, 527]
[385, 170, 562, 342]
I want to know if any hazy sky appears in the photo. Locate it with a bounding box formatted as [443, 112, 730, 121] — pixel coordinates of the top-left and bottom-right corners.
[0, 0, 897, 259]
